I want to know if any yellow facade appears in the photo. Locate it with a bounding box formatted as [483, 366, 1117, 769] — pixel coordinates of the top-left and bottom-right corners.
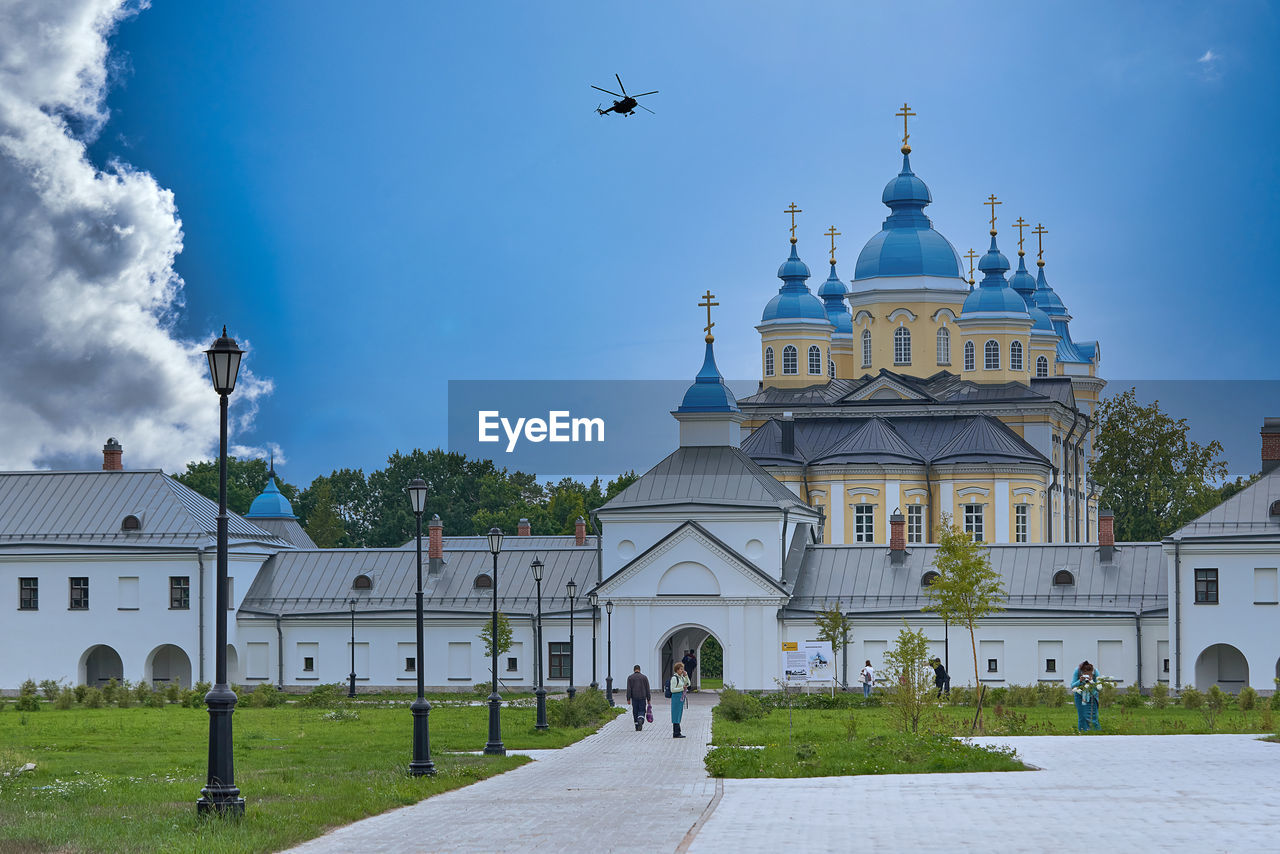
[758, 322, 833, 389]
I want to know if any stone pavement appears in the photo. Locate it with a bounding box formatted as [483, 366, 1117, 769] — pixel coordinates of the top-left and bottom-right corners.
[287, 691, 719, 853]
[692, 734, 1280, 853]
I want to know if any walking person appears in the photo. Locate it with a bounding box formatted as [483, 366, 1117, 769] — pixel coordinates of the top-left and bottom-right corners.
[860, 659, 875, 698]
[625, 665, 651, 732]
[1071, 661, 1106, 732]
[682, 649, 698, 692]
[931, 658, 951, 698]
[670, 661, 691, 738]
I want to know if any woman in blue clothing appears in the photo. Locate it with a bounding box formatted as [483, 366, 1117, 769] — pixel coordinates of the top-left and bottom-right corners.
[670, 662, 691, 738]
[1071, 661, 1105, 732]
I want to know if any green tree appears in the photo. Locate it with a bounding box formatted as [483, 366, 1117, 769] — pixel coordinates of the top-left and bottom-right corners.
[479, 612, 514, 660]
[813, 604, 852, 689]
[882, 622, 935, 734]
[296, 468, 373, 546]
[1093, 388, 1229, 541]
[923, 517, 1006, 729]
[172, 457, 298, 516]
[304, 482, 347, 548]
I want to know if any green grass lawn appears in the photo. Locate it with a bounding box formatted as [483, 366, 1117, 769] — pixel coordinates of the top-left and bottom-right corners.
[0, 700, 616, 854]
[698, 678, 723, 690]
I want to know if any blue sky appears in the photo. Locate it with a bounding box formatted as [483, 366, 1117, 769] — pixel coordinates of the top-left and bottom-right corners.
[86, 1, 1279, 484]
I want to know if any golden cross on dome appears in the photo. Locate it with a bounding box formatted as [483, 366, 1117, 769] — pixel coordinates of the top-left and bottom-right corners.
[1032, 223, 1048, 263]
[985, 194, 1001, 232]
[1012, 217, 1029, 253]
[965, 248, 979, 284]
[699, 289, 719, 343]
[895, 102, 916, 153]
[784, 203, 802, 242]
[825, 225, 840, 264]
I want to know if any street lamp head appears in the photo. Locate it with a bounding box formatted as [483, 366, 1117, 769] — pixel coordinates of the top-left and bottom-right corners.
[565, 578, 577, 599]
[530, 556, 543, 582]
[605, 599, 613, 615]
[405, 478, 429, 515]
[587, 591, 598, 607]
[487, 527, 504, 555]
[204, 326, 243, 396]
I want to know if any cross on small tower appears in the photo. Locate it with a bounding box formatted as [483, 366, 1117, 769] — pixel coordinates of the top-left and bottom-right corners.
[784, 203, 802, 243]
[896, 102, 916, 153]
[1032, 223, 1048, 264]
[699, 289, 719, 343]
[1012, 217, 1029, 253]
[965, 248, 979, 284]
[985, 194, 1002, 233]
[825, 225, 840, 265]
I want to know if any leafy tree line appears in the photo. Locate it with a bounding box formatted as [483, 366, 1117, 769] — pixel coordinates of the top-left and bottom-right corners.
[173, 448, 637, 548]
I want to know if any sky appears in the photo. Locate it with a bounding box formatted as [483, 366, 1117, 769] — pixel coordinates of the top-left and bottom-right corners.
[1, 0, 1277, 484]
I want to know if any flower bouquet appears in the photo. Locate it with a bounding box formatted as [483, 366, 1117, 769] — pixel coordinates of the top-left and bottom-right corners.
[1073, 674, 1099, 702]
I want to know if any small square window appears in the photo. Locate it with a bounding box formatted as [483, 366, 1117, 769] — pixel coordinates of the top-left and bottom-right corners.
[405, 657, 416, 673]
[170, 576, 190, 610]
[1194, 568, 1218, 604]
[506, 657, 518, 672]
[70, 577, 89, 610]
[1045, 658, 1056, 673]
[303, 656, 315, 672]
[548, 642, 571, 679]
[19, 577, 38, 610]
[987, 658, 999, 673]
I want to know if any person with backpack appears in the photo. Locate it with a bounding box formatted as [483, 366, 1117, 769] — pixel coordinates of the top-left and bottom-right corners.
[669, 661, 691, 738]
[860, 660, 875, 698]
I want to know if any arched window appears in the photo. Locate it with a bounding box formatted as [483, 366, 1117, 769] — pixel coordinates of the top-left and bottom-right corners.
[1052, 570, 1075, 587]
[861, 329, 872, 368]
[808, 345, 822, 375]
[936, 327, 950, 365]
[473, 573, 493, 589]
[782, 345, 798, 375]
[828, 350, 835, 379]
[963, 340, 975, 371]
[984, 339, 1000, 370]
[764, 347, 774, 377]
[121, 515, 141, 531]
[1010, 340, 1024, 371]
[1270, 499, 1280, 517]
[893, 327, 911, 365]
[921, 571, 940, 587]
[352, 574, 373, 590]
[1036, 355, 1049, 378]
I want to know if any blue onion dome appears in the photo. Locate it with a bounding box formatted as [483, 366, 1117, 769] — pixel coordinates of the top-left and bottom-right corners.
[854, 153, 965, 281]
[677, 340, 739, 412]
[817, 262, 852, 335]
[246, 474, 296, 519]
[962, 234, 1031, 317]
[760, 241, 831, 324]
[1032, 262, 1067, 316]
[1009, 251, 1037, 300]
[1027, 303, 1055, 333]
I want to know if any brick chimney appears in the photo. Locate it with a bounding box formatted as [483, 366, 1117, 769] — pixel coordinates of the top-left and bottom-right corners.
[575, 516, 587, 546]
[102, 438, 123, 471]
[889, 509, 906, 564]
[1099, 509, 1115, 562]
[518, 518, 531, 536]
[428, 514, 443, 574]
[1262, 418, 1280, 476]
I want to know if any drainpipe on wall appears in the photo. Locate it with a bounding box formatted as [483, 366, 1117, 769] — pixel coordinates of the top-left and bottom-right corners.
[780, 507, 790, 583]
[1047, 467, 1058, 543]
[1062, 411, 1080, 541]
[1173, 537, 1182, 690]
[1074, 414, 1089, 542]
[197, 547, 207, 682]
[924, 462, 935, 543]
[1134, 608, 1143, 690]
[276, 614, 285, 689]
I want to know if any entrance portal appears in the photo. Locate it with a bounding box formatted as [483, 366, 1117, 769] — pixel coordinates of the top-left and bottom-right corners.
[1194, 643, 1249, 692]
[658, 625, 722, 690]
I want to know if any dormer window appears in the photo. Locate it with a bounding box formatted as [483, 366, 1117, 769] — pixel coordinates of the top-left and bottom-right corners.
[121, 515, 142, 532]
[352, 574, 373, 591]
[921, 571, 940, 587]
[1270, 500, 1280, 518]
[1053, 570, 1075, 587]
[474, 573, 493, 589]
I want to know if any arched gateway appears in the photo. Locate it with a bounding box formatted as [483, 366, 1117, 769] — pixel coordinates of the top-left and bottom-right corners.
[657, 624, 722, 689]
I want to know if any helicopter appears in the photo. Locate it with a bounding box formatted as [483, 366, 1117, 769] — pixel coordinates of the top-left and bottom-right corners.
[592, 74, 657, 117]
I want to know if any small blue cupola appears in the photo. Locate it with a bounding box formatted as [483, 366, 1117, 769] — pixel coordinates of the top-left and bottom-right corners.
[677, 339, 739, 413]
[854, 151, 965, 282]
[961, 231, 1030, 317]
[1032, 261, 1068, 317]
[246, 466, 297, 519]
[760, 240, 830, 325]
[1009, 249, 1037, 302]
[673, 314, 747, 447]
[817, 262, 852, 335]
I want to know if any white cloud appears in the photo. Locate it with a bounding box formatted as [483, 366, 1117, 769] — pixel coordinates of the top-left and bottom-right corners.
[1197, 49, 1222, 80]
[1198, 49, 1218, 64]
[0, 0, 272, 471]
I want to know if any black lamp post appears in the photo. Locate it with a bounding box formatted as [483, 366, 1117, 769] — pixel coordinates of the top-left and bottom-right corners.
[406, 479, 435, 776]
[566, 578, 577, 700]
[347, 598, 357, 698]
[197, 326, 245, 816]
[588, 591, 599, 689]
[484, 528, 506, 755]
[605, 600, 614, 706]
[530, 557, 548, 731]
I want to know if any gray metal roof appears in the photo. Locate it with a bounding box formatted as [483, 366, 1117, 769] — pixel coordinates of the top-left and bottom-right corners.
[397, 535, 596, 551]
[1170, 469, 1280, 541]
[250, 517, 317, 549]
[0, 470, 290, 549]
[598, 446, 810, 513]
[738, 369, 1073, 410]
[788, 542, 1166, 615]
[239, 541, 600, 618]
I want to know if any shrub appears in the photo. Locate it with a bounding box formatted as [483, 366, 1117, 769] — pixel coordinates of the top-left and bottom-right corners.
[184, 681, 212, 709]
[1260, 705, 1274, 733]
[83, 687, 105, 708]
[985, 686, 1008, 706]
[548, 687, 611, 728]
[73, 684, 89, 704]
[1150, 683, 1170, 709]
[881, 624, 936, 734]
[14, 693, 41, 712]
[715, 687, 764, 722]
[133, 680, 153, 705]
[19, 679, 38, 697]
[1271, 688, 1280, 711]
[1203, 685, 1228, 728]
[54, 687, 75, 710]
[1098, 681, 1118, 708]
[1120, 685, 1146, 708]
[116, 680, 134, 708]
[246, 683, 287, 708]
[1180, 687, 1204, 709]
[1039, 683, 1069, 707]
[299, 683, 348, 709]
[1006, 684, 1037, 707]
[1238, 686, 1258, 711]
[40, 680, 63, 701]
[101, 678, 119, 703]
[946, 685, 974, 706]
[164, 680, 184, 704]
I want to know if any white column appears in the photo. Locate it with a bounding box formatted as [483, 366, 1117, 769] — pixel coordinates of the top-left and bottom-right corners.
[830, 480, 846, 544]
[885, 480, 901, 545]
[938, 481, 954, 524]
[995, 479, 1010, 544]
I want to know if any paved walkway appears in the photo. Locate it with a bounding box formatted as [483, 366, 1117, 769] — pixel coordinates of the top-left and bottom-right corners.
[287, 691, 718, 853]
[694, 734, 1280, 853]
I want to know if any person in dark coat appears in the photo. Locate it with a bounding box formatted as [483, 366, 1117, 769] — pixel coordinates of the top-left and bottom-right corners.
[930, 658, 951, 697]
[681, 650, 698, 691]
[625, 665, 651, 731]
